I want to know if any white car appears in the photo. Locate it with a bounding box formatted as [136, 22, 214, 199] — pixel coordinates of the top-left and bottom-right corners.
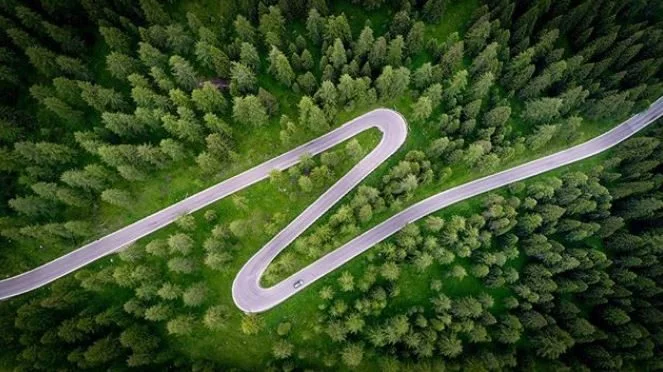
[293, 279, 304, 289]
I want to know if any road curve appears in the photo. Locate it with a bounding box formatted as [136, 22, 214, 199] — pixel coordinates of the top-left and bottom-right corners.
[0, 109, 407, 301]
[233, 97, 663, 313]
[1, 100, 662, 311]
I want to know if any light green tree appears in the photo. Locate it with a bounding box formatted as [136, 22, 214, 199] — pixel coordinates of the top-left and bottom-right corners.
[411, 96, 433, 123]
[268, 47, 295, 86]
[233, 95, 268, 127]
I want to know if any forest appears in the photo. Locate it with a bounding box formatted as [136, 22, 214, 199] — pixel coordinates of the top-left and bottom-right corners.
[0, 0, 662, 370]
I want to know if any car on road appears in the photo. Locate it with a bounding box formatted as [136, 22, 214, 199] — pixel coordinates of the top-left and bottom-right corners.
[293, 279, 304, 289]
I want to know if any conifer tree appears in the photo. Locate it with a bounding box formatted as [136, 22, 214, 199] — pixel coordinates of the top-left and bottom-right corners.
[232, 95, 268, 127]
[107, 52, 140, 80]
[268, 47, 295, 86]
[230, 62, 257, 95]
[169, 56, 198, 91]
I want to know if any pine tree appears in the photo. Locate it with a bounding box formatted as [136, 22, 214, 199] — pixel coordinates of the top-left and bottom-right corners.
[519, 60, 567, 100]
[469, 72, 495, 101]
[469, 42, 501, 77]
[61, 165, 111, 192]
[101, 112, 144, 137]
[440, 38, 464, 78]
[240, 314, 263, 335]
[527, 124, 558, 150]
[329, 38, 347, 70]
[6, 27, 38, 51]
[139, 0, 170, 24]
[306, 8, 324, 45]
[205, 133, 228, 158]
[99, 26, 132, 53]
[13, 141, 75, 167]
[203, 113, 232, 136]
[166, 315, 195, 336]
[56, 55, 91, 80]
[338, 271, 355, 292]
[502, 48, 536, 92]
[559, 86, 589, 116]
[259, 6, 286, 47]
[314, 80, 337, 118]
[106, 52, 140, 80]
[268, 47, 295, 86]
[298, 96, 328, 132]
[131, 84, 170, 110]
[232, 95, 268, 127]
[101, 189, 133, 209]
[369, 36, 388, 68]
[161, 107, 204, 143]
[79, 82, 127, 112]
[413, 62, 433, 90]
[376, 66, 410, 100]
[169, 56, 198, 91]
[203, 305, 229, 330]
[230, 62, 257, 95]
[585, 92, 634, 121]
[355, 26, 375, 59]
[149, 66, 174, 92]
[531, 326, 575, 359]
[194, 41, 230, 76]
[407, 21, 426, 55]
[620, 197, 663, 220]
[239, 42, 260, 70]
[423, 0, 448, 22]
[300, 49, 314, 70]
[42, 21, 85, 53]
[411, 96, 433, 123]
[443, 69, 468, 104]
[43, 97, 83, 126]
[522, 98, 563, 125]
[482, 105, 511, 129]
[465, 15, 491, 56]
[325, 14, 352, 44]
[297, 72, 318, 95]
[390, 10, 411, 36]
[341, 343, 364, 367]
[14, 6, 43, 32]
[233, 15, 256, 44]
[25, 47, 59, 78]
[337, 74, 356, 105]
[182, 283, 208, 307]
[139, 42, 168, 68]
[386, 35, 405, 67]
[191, 82, 226, 114]
[196, 152, 221, 174]
[8, 195, 54, 218]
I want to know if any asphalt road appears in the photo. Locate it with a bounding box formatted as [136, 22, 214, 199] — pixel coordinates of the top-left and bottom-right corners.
[1, 100, 662, 312]
[0, 109, 408, 301]
[232, 97, 663, 313]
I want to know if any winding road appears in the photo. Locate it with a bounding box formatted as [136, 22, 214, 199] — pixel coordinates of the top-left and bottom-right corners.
[2, 99, 663, 313]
